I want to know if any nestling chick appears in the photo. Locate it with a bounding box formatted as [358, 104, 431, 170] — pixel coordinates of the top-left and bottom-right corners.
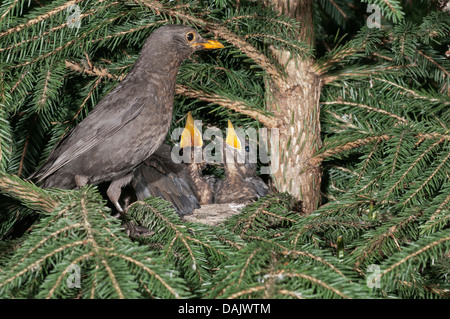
[213, 120, 269, 204]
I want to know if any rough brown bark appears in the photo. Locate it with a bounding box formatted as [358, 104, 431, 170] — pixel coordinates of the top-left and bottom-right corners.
[265, 0, 322, 214]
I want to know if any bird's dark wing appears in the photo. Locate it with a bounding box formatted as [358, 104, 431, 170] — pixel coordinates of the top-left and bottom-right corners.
[132, 146, 200, 216]
[248, 177, 270, 199]
[32, 86, 149, 182]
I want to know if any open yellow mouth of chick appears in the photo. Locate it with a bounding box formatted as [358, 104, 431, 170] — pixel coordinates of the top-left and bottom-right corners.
[180, 112, 241, 151]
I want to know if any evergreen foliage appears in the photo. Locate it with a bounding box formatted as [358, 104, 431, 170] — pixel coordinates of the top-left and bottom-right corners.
[0, 0, 449, 299]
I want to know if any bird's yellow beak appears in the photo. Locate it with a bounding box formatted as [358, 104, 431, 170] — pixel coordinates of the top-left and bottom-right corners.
[225, 120, 242, 151]
[180, 112, 203, 148]
[195, 39, 224, 49]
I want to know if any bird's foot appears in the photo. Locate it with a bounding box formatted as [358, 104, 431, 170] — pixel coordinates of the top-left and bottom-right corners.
[112, 200, 128, 219]
[123, 221, 154, 238]
[112, 200, 153, 238]
[107, 174, 133, 217]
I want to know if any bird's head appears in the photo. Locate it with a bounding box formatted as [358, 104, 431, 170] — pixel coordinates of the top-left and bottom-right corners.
[146, 24, 224, 62]
[222, 121, 258, 178]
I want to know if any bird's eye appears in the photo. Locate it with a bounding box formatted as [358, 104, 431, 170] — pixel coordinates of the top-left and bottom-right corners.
[186, 32, 195, 42]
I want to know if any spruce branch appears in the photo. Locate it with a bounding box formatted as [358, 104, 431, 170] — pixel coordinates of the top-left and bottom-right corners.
[0, 0, 87, 39]
[88, 20, 168, 45]
[321, 99, 408, 124]
[415, 49, 450, 80]
[0, 0, 20, 25]
[311, 134, 391, 165]
[0, 172, 57, 213]
[390, 130, 405, 175]
[64, 60, 118, 81]
[381, 138, 445, 204]
[313, 131, 450, 166]
[206, 242, 372, 299]
[402, 151, 450, 206]
[352, 209, 425, 269]
[0, 9, 99, 53]
[0, 187, 191, 299]
[175, 85, 280, 128]
[373, 77, 450, 105]
[316, 48, 357, 75]
[127, 198, 233, 290]
[420, 190, 450, 236]
[421, 202, 450, 235]
[245, 238, 351, 281]
[225, 193, 298, 238]
[323, 64, 416, 84]
[270, 271, 351, 299]
[378, 232, 450, 292]
[8, 11, 127, 70]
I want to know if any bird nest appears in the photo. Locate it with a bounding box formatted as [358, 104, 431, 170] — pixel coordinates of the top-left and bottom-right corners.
[183, 203, 247, 226]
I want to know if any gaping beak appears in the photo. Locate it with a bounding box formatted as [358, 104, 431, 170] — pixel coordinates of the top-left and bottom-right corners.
[180, 112, 203, 148]
[195, 39, 224, 50]
[225, 120, 242, 151]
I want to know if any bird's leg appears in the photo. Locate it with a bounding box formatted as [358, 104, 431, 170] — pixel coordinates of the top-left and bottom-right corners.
[107, 174, 134, 216]
[107, 174, 152, 237]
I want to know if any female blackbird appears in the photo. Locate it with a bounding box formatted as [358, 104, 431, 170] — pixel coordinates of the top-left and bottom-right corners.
[30, 25, 223, 212]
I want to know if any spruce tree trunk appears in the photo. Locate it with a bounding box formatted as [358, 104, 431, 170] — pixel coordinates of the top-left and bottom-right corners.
[266, 0, 322, 214]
